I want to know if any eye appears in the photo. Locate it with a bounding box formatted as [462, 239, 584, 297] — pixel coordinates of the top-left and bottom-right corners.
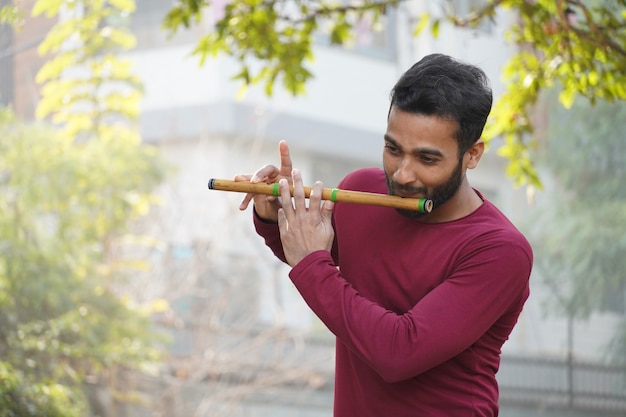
[384, 143, 401, 155]
[420, 155, 438, 164]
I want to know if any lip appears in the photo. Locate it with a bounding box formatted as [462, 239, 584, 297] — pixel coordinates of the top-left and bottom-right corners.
[388, 184, 426, 199]
[392, 191, 424, 199]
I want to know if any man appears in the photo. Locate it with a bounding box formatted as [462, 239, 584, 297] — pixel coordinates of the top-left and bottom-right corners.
[235, 53, 533, 416]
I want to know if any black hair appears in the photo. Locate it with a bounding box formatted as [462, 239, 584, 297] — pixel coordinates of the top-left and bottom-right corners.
[389, 53, 493, 155]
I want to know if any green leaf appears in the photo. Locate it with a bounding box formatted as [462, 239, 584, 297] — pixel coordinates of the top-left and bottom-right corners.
[413, 12, 430, 37]
[558, 86, 576, 109]
[32, 0, 62, 17]
[431, 18, 440, 38]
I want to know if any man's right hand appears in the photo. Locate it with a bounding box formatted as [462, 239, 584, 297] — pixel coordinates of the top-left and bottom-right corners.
[234, 140, 294, 223]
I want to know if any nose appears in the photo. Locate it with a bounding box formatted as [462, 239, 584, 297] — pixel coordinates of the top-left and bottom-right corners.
[393, 157, 417, 185]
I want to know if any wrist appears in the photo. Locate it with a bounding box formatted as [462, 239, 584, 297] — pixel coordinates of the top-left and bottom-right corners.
[253, 205, 278, 224]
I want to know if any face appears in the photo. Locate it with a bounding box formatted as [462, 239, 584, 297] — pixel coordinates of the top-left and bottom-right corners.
[383, 107, 466, 219]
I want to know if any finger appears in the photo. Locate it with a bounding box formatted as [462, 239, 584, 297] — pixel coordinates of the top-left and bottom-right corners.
[233, 174, 252, 182]
[277, 207, 287, 235]
[239, 193, 254, 211]
[278, 178, 294, 218]
[321, 200, 334, 222]
[291, 169, 307, 214]
[251, 164, 279, 183]
[278, 140, 293, 178]
[308, 181, 324, 223]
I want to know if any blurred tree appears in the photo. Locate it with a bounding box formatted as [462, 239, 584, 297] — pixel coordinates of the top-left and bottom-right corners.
[0, 105, 165, 415]
[161, 0, 626, 188]
[0, 0, 169, 414]
[0, 357, 87, 417]
[528, 91, 626, 364]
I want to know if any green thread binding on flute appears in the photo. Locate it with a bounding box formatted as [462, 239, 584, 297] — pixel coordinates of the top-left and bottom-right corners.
[272, 183, 280, 197]
[331, 188, 339, 202]
[418, 199, 425, 213]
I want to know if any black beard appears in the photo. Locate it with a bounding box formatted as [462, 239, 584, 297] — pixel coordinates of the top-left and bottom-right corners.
[385, 158, 463, 219]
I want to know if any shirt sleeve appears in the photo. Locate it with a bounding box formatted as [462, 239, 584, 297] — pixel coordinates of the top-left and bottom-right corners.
[288, 233, 532, 383]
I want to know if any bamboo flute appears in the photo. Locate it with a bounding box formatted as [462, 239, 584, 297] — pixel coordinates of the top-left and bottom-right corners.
[208, 178, 433, 213]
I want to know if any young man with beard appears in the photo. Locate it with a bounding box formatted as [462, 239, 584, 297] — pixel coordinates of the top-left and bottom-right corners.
[234, 53, 533, 416]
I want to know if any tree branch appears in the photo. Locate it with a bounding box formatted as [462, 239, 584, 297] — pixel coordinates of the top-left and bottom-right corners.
[563, 0, 626, 58]
[444, 0, 506, 28]
[273, 0, 403, 25]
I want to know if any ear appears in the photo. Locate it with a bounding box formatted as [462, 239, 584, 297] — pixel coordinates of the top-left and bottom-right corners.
[465, 140, 484, 169]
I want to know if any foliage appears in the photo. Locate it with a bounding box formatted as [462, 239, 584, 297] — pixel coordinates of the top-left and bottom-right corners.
[163, 0, 396, 96]
[0, 106, 165, 415]
[0, 2, 21, 25]
[1, 0, 169, 414]
[0, 361, 87, 417]
[33, 0, 142, 141]
[483, 0, 626, 188]
[162, 0, 626, 188]
[526, 91, 626, 363]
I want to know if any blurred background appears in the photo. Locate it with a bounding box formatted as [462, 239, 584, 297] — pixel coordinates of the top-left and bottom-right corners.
[1, 0, 625, 416]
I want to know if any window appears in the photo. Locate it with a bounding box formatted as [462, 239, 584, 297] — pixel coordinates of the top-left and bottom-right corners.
[131, 0, 200, 49]
[316, 4, 397, 61]
[132, 0, 173, 31]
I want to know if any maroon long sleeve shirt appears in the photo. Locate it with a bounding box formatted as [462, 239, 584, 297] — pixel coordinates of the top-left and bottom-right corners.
[254, 168, 533, 417]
